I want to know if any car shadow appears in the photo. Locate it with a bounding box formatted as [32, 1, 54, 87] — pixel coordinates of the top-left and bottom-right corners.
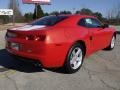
[0, 49, 44, 73]
[0, 49, 69, 74]
[46, 68, 68, 74]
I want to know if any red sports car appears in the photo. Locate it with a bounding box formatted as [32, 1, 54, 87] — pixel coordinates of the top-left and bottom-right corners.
[5, 15, 116, 73]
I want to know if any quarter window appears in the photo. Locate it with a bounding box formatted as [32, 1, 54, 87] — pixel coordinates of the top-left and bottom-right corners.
[78, 18, 102, 28]
[85, 18, 102, 28]
[78, 19, 86, 27]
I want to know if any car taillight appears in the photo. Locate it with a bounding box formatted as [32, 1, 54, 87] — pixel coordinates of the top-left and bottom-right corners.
[26, 35, 46, 41]
[6, 32, 17, 38]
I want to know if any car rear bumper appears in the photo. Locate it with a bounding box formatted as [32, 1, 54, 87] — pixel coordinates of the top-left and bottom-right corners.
[6, 38, 69, 68]
[6, 45, 49, 67]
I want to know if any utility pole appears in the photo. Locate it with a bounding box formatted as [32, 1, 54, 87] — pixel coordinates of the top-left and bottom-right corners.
[35, 3, 38, 19]
[12, 0, 15, 25]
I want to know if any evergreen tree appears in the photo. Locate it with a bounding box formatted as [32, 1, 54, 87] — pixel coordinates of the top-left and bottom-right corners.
[93, 12, 103, 21]
[24, 13, 33, 22]
[44, 12, 49, 16]
[50, 11, 59, 15]
[33, 4, 44, 19]
[80, 8, 93, 15]
[60, 11, 72, 14]
[0, 15, 9, 24]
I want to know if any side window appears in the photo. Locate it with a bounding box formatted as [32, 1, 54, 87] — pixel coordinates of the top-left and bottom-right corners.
[78, 19, 86, 27]
[85, 18, 102, 28]
[78, 18, 102, 28]
[85, 18, 93, 28]
[91, 18, 102, 28]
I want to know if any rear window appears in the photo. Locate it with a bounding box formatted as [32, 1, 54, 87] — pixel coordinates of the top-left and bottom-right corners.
[30, 16, 68, 26]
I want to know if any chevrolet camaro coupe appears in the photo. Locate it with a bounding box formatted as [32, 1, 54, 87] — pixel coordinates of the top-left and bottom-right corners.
[5, 15, 116, 73]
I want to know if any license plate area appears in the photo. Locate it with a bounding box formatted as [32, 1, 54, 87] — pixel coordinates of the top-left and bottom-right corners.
[9, 42, 20, 51]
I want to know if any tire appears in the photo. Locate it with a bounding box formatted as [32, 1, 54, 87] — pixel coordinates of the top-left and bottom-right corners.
[105, 36, 116, 50]
[64, 43, 85, 74]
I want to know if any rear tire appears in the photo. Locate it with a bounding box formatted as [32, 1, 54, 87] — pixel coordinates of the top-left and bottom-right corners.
[64, 43, 85, 74]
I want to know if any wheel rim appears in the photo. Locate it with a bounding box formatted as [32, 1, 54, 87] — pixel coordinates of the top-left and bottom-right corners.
[70, 47, 83, 70]
[111, 36, 115, 48]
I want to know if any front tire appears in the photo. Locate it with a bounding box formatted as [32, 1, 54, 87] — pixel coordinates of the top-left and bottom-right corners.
[105, 36, 116, 50]
[64, 43, 85, 74]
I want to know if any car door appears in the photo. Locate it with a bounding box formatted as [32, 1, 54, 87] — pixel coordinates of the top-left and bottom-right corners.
[85, 18, 110, 52]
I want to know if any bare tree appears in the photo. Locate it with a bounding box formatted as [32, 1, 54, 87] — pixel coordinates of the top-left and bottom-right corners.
[115, 4, 120, 20]
[107, 3, 120, 24]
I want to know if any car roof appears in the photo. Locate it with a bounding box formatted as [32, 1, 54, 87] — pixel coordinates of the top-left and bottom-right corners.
[58, 14, 96, 19]
[52, 14, 97, 26]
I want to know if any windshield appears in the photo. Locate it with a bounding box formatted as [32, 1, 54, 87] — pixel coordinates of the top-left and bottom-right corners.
[30, 16, 68, 26]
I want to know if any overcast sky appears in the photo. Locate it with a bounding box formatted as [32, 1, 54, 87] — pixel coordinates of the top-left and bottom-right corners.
[0, 0, 120, 17]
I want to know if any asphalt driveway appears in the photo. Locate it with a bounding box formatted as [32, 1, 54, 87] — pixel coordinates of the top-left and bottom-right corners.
[0, 30, 120, 90]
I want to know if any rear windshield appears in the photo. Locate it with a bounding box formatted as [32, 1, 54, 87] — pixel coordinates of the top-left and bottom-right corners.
[30, 16, 68, 26]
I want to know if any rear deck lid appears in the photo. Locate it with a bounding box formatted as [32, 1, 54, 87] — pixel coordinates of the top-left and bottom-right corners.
[11, 25, 46, 31]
